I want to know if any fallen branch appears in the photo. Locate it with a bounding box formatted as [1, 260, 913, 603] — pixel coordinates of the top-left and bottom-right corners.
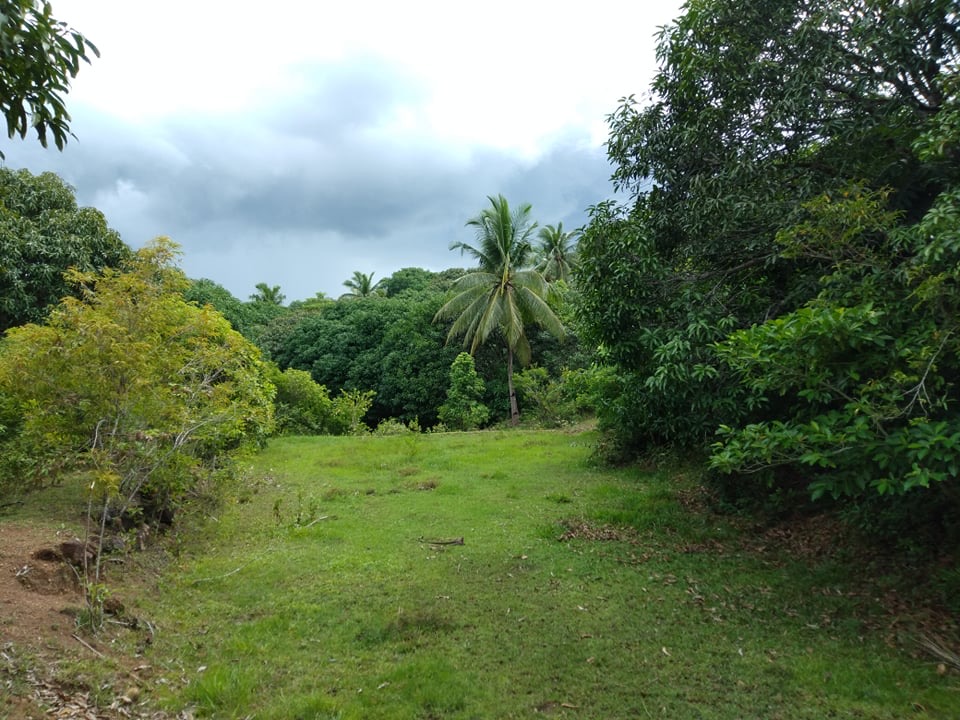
[72, 634, 105, 658]
[303, 515, 331, 528]
[918, 634, 960, 671]
[190, 562, 252, 585]
[419, 536, 464, 546]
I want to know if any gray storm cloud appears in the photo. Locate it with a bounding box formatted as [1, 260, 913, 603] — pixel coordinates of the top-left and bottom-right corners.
[1, 56, 618, 300]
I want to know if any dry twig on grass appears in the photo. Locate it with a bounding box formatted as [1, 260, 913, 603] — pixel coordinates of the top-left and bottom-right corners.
[918, 634, 960, 672]
[418, 536, 464, 546]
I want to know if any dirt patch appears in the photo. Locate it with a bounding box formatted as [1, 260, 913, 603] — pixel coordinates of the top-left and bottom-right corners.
[0, 523, 182, 719]
[738, 512, 852, 561]
[0, 523, 86, 651]
[16, 555, 81, 597]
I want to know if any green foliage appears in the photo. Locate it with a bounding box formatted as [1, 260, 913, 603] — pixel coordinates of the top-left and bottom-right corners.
[577, 200, 757, 454]
[270, 367, 335, 435]
[513, 365, 604, 428]
[0, 0, 99, 157]
[76, 581, 110, 634]
[534, 222, 579, 283]
[331, 388, 376, 435]
[240, 296, 290, 344]
[379, 267, 462, 297]
[0, 238, 275, 520]
[184, 278, 247, 331]
[435, 195, 565, 424]
[287, 291, 332, 312]
[438, 352, 489, 430]
[512, 367, 556, 425]
[0, 168, 129, 331]
[578, 0, 960, 497]
[249, 282, 285, 305]
[274, 293, 458, 426]
[184, 278, 293, 349]
[711, 181, 960, 499]
[340, 270, 383, 299]
[373, 417, 414, 436]
[252, 305, 321, 362]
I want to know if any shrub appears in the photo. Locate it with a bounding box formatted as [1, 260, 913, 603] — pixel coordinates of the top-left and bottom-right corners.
[271, 367, 334, 435]
[0, 239, 275, 526]
[438, 353, 489, 430]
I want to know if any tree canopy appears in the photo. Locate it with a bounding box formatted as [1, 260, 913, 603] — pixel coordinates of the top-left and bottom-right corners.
[0, 0, 99, 157]
[274, 292, 459, 427]
[0, 167, 129, 332]
[577, 0, 960, 499]
[0, 238, 275, 518]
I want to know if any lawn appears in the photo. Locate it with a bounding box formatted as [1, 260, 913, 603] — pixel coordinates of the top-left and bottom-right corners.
[100, 428, 955, 719]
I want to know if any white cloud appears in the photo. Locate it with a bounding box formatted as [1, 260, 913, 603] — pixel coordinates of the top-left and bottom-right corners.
[63, 1, 681, 150]
[3, 0, 685, 299]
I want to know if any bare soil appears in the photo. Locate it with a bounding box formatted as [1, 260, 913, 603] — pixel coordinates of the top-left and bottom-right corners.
[0, 522, 181, 720]
[0, 523, 84, 648]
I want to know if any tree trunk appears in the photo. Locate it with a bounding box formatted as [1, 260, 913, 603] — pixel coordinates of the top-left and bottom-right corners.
[507, 346, 520, 426]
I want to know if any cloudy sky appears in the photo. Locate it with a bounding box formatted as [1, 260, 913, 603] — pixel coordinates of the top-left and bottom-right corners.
[2, 0, 683, 301]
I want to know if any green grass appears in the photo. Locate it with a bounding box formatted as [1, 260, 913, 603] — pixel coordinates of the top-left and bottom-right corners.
[60, 431, 960, 717]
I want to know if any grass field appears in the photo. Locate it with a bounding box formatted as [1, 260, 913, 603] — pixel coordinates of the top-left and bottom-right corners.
[88, 428, 953, 719]
[6, 428, 957, 718]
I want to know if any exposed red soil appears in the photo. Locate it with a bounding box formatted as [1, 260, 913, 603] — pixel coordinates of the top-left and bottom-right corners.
[0, 522, 181, 720]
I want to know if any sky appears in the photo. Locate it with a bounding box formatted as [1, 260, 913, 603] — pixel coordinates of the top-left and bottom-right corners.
[1, 0, 683, 301]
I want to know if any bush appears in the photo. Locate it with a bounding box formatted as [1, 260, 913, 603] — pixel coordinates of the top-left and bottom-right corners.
[330, 389, 376, 435]
[438, 353, 489, 430]
[374, 418, 413, 436]
[514, 365, 609, 427]
[0, 239, 275, 525]
[271, 367, 334, 435]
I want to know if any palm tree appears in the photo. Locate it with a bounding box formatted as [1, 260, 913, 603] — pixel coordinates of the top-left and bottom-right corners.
[249, 282, 285, 305]
[434, 194, 564, 425]
[535, 222, 579, 283]
[340, 271, 382, 299]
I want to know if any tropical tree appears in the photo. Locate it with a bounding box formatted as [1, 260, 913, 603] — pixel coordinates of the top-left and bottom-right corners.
[0, 168, 129, 332]
[274, 293, 457, 427]
[185, 278, 248, 331]
[435, 194, 564, 425]
[0, 0, 99, 158]
[577, 0, 960, 460]
[288, 291, 331, 311]
[250, 282, 285, 305]
[535, 222, 579, 283]
[269, 367, 335, 435]
[379, 267, 450, 297]
[340, 271, 382, 299]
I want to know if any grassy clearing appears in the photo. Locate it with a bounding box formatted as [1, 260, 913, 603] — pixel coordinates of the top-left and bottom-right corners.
[38, 430, 960, 717]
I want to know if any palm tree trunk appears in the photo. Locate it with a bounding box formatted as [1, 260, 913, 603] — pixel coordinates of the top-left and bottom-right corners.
[507, 345, 520, 425]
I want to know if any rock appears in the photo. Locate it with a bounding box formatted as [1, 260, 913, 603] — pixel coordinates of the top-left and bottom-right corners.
[58, 538, 97, 566]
